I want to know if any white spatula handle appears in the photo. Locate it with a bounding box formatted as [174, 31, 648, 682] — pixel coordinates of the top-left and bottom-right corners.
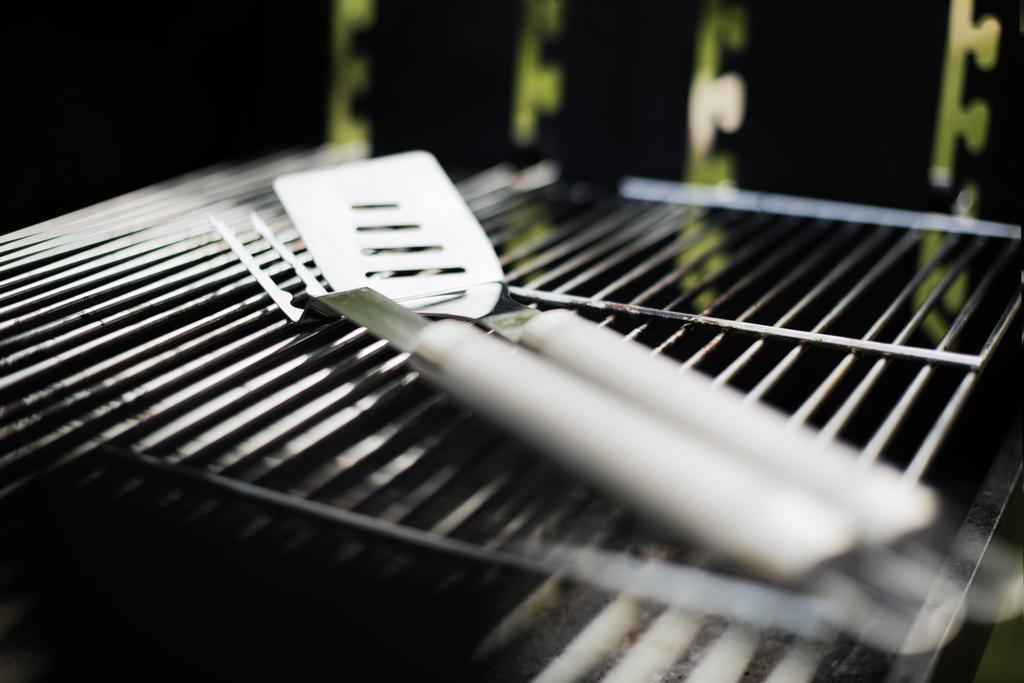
[517, 310, 937, 543]
[412, 320, 856, 580]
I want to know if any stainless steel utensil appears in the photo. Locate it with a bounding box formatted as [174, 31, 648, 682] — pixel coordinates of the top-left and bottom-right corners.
[212, 210, 858, 581]
[206, 151, 941, 581]
[272, 151, 938, 546]
[212, 211, 977, 649]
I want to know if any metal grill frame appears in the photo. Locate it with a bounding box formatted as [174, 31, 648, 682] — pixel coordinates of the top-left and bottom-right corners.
[0, 146, 1020, 683]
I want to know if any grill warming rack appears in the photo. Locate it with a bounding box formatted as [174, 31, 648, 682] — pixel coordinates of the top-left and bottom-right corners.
[0, 146, 1019, 683]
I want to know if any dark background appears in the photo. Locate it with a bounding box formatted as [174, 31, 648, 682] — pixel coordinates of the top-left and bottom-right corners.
[0, 3, 1018, 681]
[0, 2, 1017, 231]
[0, 2, 331, 233]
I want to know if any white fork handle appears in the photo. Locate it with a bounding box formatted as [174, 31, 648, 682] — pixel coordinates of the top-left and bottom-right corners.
[518, 310, 938, 544]
[412, 320, 856, 581]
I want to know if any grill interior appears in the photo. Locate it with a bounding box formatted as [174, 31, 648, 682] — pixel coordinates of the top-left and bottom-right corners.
[0, 147, 1019, 682]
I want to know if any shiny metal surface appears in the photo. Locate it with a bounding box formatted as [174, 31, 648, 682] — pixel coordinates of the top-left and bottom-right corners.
[0, 146, 1019, 682]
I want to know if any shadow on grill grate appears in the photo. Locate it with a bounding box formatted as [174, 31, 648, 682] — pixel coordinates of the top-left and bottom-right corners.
[0, 147, 1019, 682]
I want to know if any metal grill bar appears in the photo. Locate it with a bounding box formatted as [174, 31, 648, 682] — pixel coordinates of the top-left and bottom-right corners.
[787, 245, 976, 430]
[545, 208, 703, 295]
[508, 204, 685, 288]
[587, 212, 743, 304]
[858, 243, 1018, 468]
[716, 229, 916, 391]
[601, 608, 701, 683]
[0, 147, 355, 264]
[764, 232, 961, 415]
[658, 218, 814, 316]
[624, 212, 796, 314]
[508, 288, 983, 369]
[688, 226, 877, 380]
[620, 176, 1021, 239]
[813, 239, 1009, 449]
[594, 211, 774, 311]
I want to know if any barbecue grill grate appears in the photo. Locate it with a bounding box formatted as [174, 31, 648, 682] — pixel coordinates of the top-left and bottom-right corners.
[0, 146, 1019, 682]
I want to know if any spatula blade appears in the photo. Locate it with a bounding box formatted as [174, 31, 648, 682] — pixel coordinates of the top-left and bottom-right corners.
[274, 151, 505, 301]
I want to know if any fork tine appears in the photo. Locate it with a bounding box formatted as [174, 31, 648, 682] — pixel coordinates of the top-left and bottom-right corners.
[209, 213, 305, 322]
[249, 211, 328, 296]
